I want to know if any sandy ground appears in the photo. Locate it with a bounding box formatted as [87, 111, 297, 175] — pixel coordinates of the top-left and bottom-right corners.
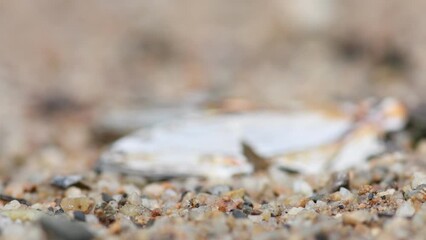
[1, 2, 426, 239]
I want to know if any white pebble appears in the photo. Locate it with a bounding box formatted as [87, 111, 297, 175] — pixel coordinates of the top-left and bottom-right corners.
[65, 187, 83, 198]
[305, 200, 316, 209]
[127, 192, 141, 206]
[343, 210, 371, 225]
[143, 183, 165, 197]
[316, 200, 327, 209]
[377, 188, 396, 197]
[288, 207, 304, 215]
[293, 180, 313, 196]
[396, 200, 415, 218]
[122, 184, 141, 195]
[339, 187, 354, 200]
[412, 172, 426, 189]
[3, 200, 21, 210]
[141, 198, 160, 209]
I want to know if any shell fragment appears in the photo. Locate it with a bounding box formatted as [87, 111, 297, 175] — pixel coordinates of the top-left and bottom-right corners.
[98, 98, 407, 179]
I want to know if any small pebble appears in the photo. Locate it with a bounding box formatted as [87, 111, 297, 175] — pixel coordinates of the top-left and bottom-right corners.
[51, 175, 87, 189]
[396, 200, 415, 218]
[65, 187, 83, 198]
[60, 197, 94, 214]
[3, 200, 21, 210]
[412, 172, 426, 189]
[223, 188, 245, 199]
[377, 189, 396, 197]
[40, 216, 93, 240]
[119, 203, 146, 217]
[101, 193, 114, 202]
[1, 209, 43, 221]
[342, 210, 371, 225]
[339, 187, 354, 201]
[288, 207, 304, 215]
[293, 180, 313, 196]
[231, 209, 248, 219]
[127, 192, 142, 206]
[73, 211, 86, 222]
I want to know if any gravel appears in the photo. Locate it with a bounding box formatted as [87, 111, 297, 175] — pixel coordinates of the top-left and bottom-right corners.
[0, 99, 425, 239]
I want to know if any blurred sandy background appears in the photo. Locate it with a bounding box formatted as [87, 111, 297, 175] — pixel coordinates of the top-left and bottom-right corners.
[1, 0, 426, 175]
